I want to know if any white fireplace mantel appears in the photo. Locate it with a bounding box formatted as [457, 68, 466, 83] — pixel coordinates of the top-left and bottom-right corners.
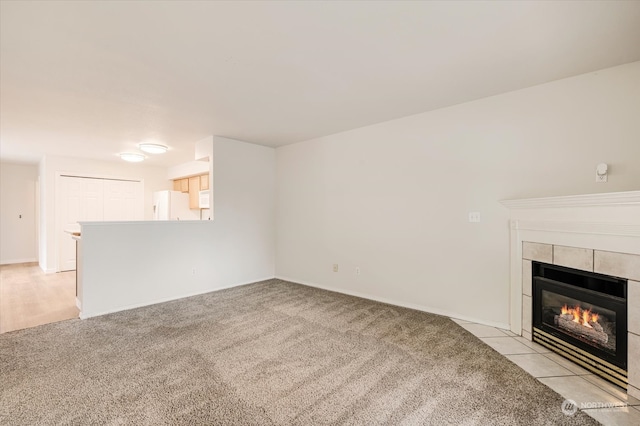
[501, 191, 640, 209]
[501, 190, 640, 397]
[501, 190, 640, 331]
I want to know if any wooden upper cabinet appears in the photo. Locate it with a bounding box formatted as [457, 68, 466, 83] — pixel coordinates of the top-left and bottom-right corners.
[180, 178, 189, 193]
[200, 174, 209, 190]
[172, 178, 189, 193]
[173, 173, 209, 208]
[188, 176, 200, 209]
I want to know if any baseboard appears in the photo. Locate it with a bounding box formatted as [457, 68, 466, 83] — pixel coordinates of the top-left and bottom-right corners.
[79, 274, 510, 331]
[38, 263, 56, 274]
[275, 275, 511, 331]
[0, 258, 37, 265]
[79, 276, 275, 320]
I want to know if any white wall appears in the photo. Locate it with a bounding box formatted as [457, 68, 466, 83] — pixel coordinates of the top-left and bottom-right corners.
[78, 137, 276, 318]
[39, 155, 170, 272]
[275, 61, 640, 328]
[167, 160, 209, 180]
[0, 162, 38, 264]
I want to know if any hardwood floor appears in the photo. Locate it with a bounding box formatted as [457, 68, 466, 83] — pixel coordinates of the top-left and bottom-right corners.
[0, 262, 79, 334]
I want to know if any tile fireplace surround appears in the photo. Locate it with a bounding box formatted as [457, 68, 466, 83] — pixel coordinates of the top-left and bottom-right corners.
[501, 191, 640, 399]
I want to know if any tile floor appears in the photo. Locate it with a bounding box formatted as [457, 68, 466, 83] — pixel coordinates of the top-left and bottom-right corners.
[452, 318, 640, 426]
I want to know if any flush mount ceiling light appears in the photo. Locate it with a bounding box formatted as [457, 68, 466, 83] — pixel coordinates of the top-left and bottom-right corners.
[139, 143, 168, 154]
[120, 153, 145, 162]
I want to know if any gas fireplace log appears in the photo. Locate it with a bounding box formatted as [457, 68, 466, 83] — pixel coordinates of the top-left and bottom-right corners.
[554, 314, 608, 345]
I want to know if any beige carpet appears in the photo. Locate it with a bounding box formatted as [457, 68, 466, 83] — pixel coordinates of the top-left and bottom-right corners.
[1, 279, 597, 425]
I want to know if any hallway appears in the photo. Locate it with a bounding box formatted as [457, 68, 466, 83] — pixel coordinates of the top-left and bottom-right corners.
[0, 263, 78, 334]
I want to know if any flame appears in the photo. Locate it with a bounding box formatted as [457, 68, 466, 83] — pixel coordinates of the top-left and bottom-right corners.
[560, 304, 599, 328]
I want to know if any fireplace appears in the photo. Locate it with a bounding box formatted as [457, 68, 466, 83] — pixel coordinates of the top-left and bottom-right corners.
[532, 261, 628, 388]
[502, 191, 640, 398]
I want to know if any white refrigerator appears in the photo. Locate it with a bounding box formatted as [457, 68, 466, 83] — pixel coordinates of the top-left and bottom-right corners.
[152, 190, 199, 220]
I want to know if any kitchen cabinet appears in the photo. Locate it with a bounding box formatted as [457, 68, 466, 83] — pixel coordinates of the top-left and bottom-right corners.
[180, 178, 189, 193]
[172, 178, 190, 193]
[172, 173, 210, 209]
[188, 176, 200, 209]
[200, 174, 209, 190]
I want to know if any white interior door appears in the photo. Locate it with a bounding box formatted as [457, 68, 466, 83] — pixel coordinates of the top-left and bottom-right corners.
[58, 175, 144, 272]
[58, 176, 104, 272]
[104, 180, 144, 221]
[83, 179, 104, 221]
[59, 177, 82, 272]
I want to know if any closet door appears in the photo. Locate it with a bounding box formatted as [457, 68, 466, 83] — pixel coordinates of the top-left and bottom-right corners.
[57, 176, 143, 272]
[58, 176, 104, 272]
[103, 180, 144, 221]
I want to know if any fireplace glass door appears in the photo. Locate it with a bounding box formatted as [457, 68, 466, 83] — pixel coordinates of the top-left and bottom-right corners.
[532, 262, 627, 387]
[540, 289, 617, 355]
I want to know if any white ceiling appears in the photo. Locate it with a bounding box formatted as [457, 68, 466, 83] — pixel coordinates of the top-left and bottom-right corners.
[1, 1, 640, 167]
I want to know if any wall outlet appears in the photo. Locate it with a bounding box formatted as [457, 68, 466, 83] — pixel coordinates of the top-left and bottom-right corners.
[192, 268, 196, 275]
[468, 212, 481, 223]
[333, 264, 339, 272]
[355, 267, 361, 275]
